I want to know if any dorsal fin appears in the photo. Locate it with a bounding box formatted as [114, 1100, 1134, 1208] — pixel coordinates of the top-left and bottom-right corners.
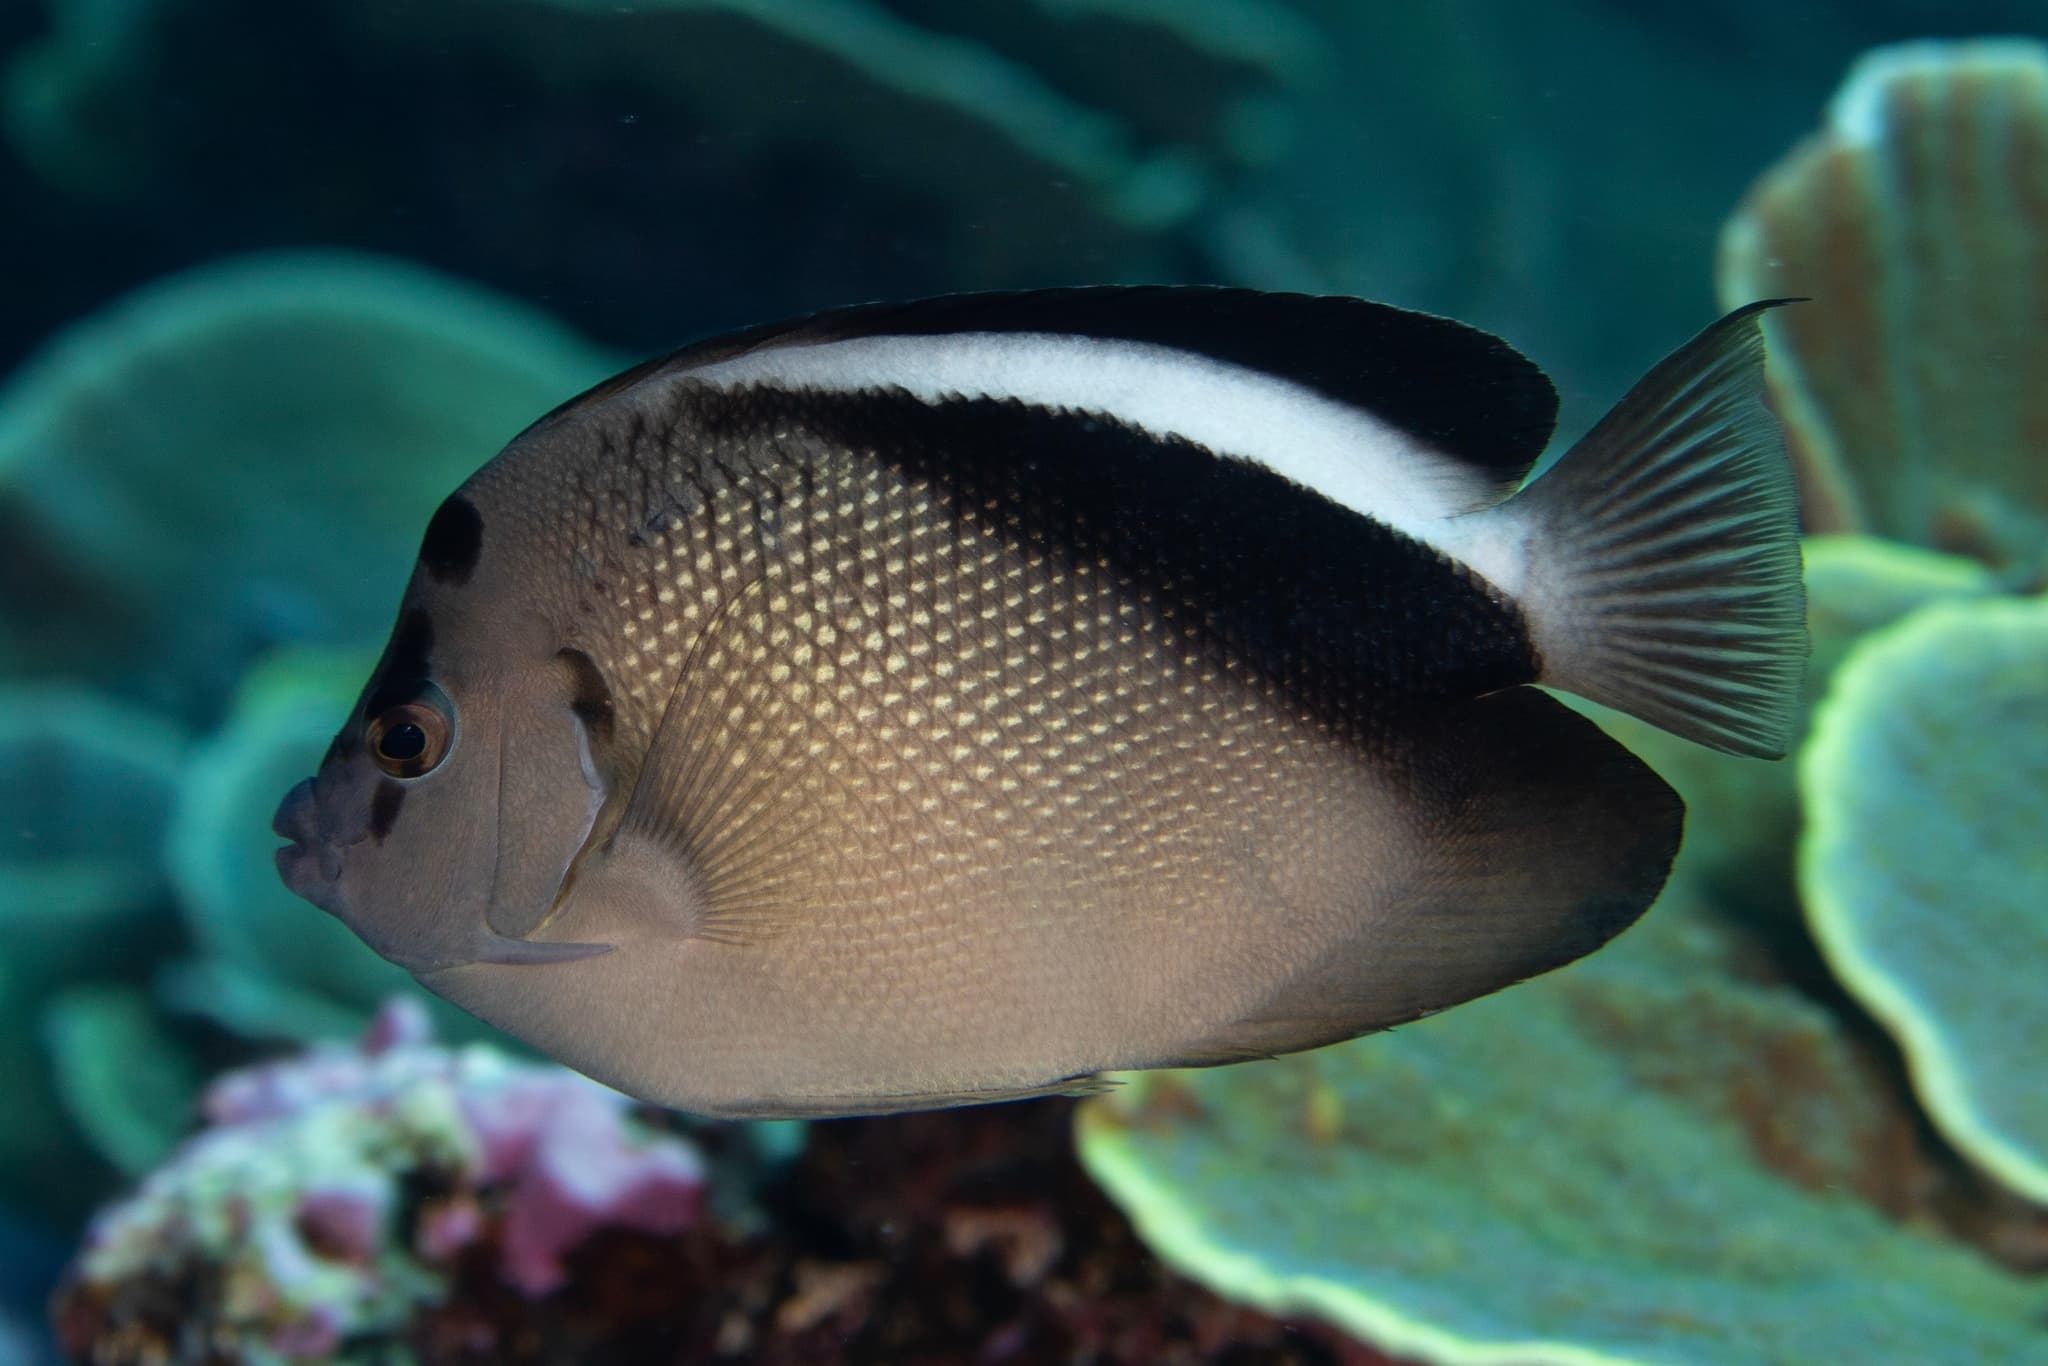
[521, 287, 1560, 503]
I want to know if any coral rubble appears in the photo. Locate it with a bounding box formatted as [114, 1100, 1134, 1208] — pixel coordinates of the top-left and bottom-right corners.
[54, 1001, 706, 1363]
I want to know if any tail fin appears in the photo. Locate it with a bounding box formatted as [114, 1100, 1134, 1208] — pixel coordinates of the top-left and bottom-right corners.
[1507, 301, 1807, 758]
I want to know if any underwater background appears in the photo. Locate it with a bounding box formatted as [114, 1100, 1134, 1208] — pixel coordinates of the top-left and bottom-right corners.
[2, 1, 2046, 1362]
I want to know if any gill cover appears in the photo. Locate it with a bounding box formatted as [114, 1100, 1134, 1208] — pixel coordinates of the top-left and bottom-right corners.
[307, 620, 614, 973]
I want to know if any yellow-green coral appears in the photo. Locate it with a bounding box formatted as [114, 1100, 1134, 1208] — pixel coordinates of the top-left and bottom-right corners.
[1802, 594, 2048, 1204]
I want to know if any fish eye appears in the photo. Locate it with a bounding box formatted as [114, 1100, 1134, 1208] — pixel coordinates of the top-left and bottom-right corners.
[366, 694, 454, 779]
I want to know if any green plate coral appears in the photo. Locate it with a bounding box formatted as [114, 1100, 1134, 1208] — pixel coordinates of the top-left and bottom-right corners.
[1719, 38, 2048, 571]
[1077, 885, 2048, 1364]
[1567, 534, 1992, 927]
[42, 986, 202, 1179]
[1802, 595, 2048, 1205]
[0, 686, 185, 1214]
[0, 250, 612, 720]
[1079, 40, 2048, 1360]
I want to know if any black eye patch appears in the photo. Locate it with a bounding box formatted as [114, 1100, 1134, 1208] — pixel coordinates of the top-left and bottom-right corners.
[369, 779, 406, 843]
[366, 610, 436, 717]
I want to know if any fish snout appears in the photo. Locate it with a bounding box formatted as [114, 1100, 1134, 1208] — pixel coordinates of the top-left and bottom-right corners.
[272, 776, 347, 914]
[272, 776, 319, 843]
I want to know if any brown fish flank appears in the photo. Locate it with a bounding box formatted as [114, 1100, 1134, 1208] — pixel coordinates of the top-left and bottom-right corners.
[275, 288, 1803, 1117]
[420, 383, 1670, 1114]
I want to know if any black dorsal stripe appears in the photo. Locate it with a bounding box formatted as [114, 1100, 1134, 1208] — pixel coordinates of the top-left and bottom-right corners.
[684, 385, 1540, 724]
[523, 287, 1560, 490]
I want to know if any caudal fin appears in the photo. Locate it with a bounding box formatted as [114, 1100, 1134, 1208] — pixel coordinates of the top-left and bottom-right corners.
[1508, 301, 1807, 758]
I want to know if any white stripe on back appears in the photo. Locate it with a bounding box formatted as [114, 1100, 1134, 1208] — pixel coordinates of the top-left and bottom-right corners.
[669, 332, 1503, 544]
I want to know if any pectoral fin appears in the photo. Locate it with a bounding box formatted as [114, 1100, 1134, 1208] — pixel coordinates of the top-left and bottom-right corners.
[583, 575, 825, 946]
[469, 934, 613, 967]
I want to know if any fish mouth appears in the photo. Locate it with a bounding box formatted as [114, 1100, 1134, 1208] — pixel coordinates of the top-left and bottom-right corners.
[273, 777, 346, 914]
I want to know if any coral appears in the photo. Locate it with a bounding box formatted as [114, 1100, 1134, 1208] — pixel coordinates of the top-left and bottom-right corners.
[692, 1100, 1404, 1366]
[1571, 535, 1994, 929]
[1719, 39, 2048, 572]
[456, 0, 1212, 223]
[1802, 594, 2048, 1205]
[42, 986, 201, 1180]
[4, 0, 1239, 294]
[0, 685, 184, 953]
[0, 250, 612, 720]
[0, 685, 186, 1217]
[1076, 881, 2047, 1365]
[1, 0, 153, 194]
[61, 1040, 1427, 1363]
[54, 999, 706, 1363]
[1080, 46, 2048, 1357]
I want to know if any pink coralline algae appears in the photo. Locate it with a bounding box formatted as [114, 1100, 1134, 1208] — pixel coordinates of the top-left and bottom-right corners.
[54, 998, 705, 1360]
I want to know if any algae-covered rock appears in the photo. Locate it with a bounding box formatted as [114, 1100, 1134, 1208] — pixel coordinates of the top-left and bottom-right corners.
[1077, 884, 2047, 1364]
[0, 250, 612, 720]
[55, 1002, 706, 1362]
[1574, 535, 1992, 926]
[1719, 39, 2048, 572]
[165, 647, 501, 1047]
[1802, 594, 2048, 1205]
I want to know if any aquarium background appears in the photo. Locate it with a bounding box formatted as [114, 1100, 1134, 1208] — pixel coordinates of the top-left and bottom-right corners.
[3, 2, 2046, 1362]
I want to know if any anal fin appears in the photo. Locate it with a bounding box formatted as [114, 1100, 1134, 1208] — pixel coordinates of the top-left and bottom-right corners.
[704, 1072, 1118, 1119]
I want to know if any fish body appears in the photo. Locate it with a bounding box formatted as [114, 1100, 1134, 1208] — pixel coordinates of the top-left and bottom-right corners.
[274, 288, 1805, 1117]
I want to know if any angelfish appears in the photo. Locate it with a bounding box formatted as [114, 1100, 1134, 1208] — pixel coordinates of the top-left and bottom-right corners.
[273, 288, 1805, 1117]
